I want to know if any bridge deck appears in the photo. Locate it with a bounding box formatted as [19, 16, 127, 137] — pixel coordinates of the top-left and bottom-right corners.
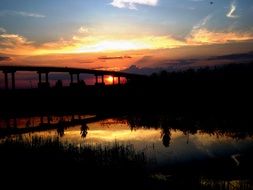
[0, 65, 145, 78]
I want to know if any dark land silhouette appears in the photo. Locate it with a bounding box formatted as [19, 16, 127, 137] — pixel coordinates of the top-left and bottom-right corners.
[1, 62, 253, 115]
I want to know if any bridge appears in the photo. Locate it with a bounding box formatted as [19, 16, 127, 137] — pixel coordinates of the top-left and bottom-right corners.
[0, 65, 146, 90]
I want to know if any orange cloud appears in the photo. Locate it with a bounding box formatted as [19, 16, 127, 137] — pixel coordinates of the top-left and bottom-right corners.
[47, 35, 185, 55]
[188, 28, 253, 45]
[1, 28, 253, 56]
[130, 35, 186, 49]
[0, 33, 35, 55]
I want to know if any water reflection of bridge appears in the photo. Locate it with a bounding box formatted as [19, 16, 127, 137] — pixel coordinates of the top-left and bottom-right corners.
[0, 65, 146, 90]
[0, 115, 108, 137]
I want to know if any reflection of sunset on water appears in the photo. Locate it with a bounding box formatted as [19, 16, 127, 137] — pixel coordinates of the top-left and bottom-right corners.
[9, 117, 251, 167]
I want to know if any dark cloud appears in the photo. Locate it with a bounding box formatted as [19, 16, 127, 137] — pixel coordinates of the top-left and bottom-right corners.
[98, 56, 132, 60]
[161, 59, 198, 67]
[90, 66, 109, 70]
[79, 60, 94, 64]
[123, 52, 253, 76]
[0, 56, 11, 62]
[157, 52, 253, 71]
[173, 59, 198, 66]
[208, 51, 253, 62]
[123, 65, 163, 75]
[123, 64, 193, 76]
[134, 56, 153, 66]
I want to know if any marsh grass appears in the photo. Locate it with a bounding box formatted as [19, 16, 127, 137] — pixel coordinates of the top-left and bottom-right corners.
[0, 136, 148, 189]
[0, 136, 146, 169]
[0, 136, 252, 190]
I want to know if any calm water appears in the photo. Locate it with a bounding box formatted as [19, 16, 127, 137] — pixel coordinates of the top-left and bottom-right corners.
[1, 113, 253, 169]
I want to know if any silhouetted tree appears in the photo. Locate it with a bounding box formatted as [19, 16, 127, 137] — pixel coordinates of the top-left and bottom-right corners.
[57, 120, 65, 137]
[80, 123, 89, 138]
[161, 128, 171, 148]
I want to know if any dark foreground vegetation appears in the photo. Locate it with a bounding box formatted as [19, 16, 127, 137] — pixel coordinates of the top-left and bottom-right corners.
[0, 137, 253, 190]
[0, 137, 147, 189]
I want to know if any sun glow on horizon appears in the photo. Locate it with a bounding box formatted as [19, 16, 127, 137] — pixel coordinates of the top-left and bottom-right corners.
[75, 40, 150, 53]
[0, 0, 253, 59]
[107, 76, 114, 84]
[1, 32, 253, 56]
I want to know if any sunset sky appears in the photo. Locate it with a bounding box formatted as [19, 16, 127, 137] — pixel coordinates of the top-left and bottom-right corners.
[0, 0, 253, 72]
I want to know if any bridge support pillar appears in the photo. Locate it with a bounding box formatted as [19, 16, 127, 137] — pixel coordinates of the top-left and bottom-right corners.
[70, 73, 73, 84]
[102, 75, 104, 84]
[39, 72, 42, 84]
[4, 72, 8, 90]
[45, 73, 49, 84]
[11, 72, 15, 90]
[3, 71, 16, 90]
[70, 73, 81, 86]
[95, 74, 105, 86]
[38, 72, 50, 88]
[118, 76, 121, 85]
[95, 75, 98, 84]
[77, 74, 80, 83]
